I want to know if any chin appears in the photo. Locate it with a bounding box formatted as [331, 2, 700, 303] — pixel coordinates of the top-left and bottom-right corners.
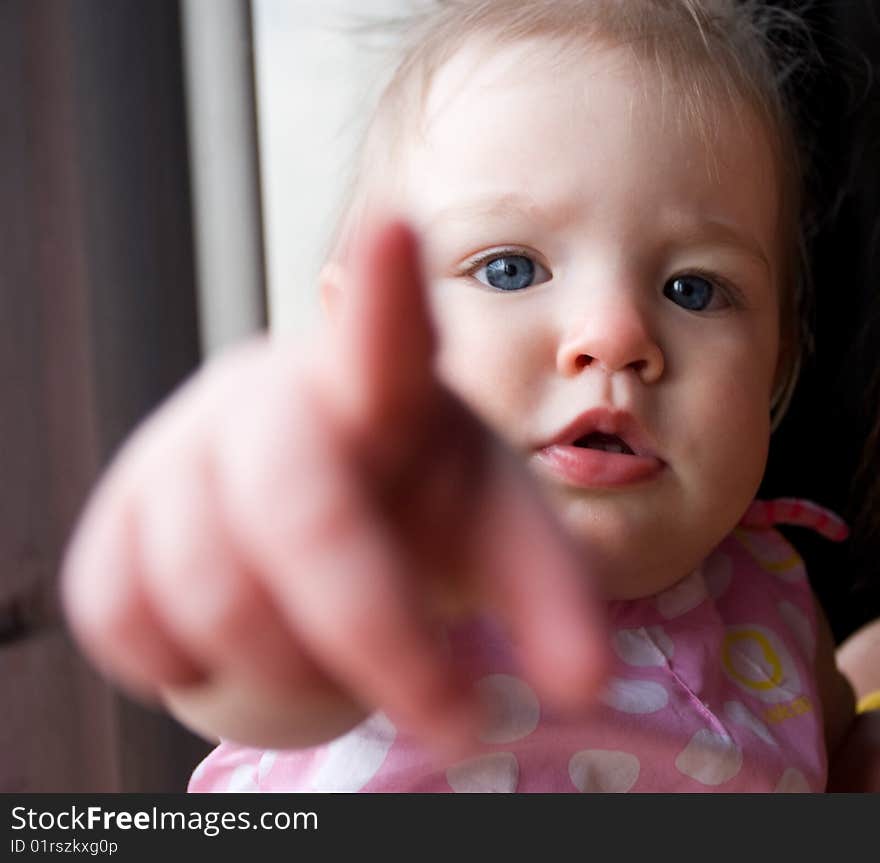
[552, 494, 727, 601]
[552, 487, 661, 545]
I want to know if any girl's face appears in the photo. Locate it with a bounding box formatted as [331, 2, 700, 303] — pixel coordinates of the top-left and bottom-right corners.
[396, 40, 783, 599]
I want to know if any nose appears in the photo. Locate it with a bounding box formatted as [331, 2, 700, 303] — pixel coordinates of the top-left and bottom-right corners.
[556, 300, 664, 383]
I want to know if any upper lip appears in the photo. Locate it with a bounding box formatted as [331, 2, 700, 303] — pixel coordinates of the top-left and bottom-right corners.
[535, 407, 659, 459]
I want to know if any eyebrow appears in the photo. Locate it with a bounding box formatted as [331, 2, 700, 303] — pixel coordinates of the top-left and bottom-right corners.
[424, 193, 574, 232]
[672, 217, 773, 277]
[424, 196, 773, 276]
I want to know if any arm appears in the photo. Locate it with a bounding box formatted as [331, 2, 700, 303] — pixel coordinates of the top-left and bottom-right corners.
[836, 618, 880, 704]
[812, 600, 856, 758]
[825, 617, 880, 791]
[61, 221, 607, 753]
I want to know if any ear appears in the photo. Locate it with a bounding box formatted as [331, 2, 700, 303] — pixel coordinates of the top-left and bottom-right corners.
[319, 260, 347, 324]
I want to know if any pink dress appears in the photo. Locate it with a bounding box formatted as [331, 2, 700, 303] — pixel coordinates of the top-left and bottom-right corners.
[189, 499, 847, 793]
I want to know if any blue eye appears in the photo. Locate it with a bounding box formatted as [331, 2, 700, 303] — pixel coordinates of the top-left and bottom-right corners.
[478, 255, 538, 291]
[663, 275, 718, 311]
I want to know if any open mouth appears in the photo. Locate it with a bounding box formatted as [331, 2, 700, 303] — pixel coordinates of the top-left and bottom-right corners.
[534, 411, 663, 488]
[571, 432, 635, 455]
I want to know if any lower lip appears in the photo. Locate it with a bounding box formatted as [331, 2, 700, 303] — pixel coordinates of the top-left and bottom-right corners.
[533, 445, 664, 488]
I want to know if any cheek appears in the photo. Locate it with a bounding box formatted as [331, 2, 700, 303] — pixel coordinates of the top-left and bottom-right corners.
[430, 288, 551, 435]
[676, 337, 775, 489]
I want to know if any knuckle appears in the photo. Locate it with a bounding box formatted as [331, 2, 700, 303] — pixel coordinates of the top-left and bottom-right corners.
[137, 499, 205, 588]
[185, 575, 257, 645]
[332, 603, 386, 648]
[326, 593, 418, 670]
[74, 578, 144, 651]
[296, 490, 363, 557]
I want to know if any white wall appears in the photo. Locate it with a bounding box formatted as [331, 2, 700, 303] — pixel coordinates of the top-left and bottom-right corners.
[253, 0, 427, 336]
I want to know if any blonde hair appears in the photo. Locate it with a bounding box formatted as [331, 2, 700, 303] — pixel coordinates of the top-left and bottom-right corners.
[336, 0, 818, 426]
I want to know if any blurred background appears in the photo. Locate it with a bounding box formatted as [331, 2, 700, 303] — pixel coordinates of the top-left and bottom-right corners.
[1, 0, 878, 790]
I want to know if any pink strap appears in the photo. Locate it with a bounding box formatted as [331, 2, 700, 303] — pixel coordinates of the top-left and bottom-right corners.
[739, 498, 848, 542]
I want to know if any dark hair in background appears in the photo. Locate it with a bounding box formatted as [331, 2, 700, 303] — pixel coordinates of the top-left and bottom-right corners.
[759, 0, 880, 642]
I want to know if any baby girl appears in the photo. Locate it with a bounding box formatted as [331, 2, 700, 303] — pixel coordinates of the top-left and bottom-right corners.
[63, 0, 865, 791]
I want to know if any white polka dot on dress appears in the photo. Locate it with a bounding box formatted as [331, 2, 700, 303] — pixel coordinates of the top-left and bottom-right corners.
[735, 529, 804, 582]
[774, 767, 811, 792]
[190, 758, 208, 786]
[656, 570, 708, 618]
[613, 627, 673, 667]
[600, 678, 669, 714]
[674, 729, 743, 786]
[647, 625, 675, 659]
[446, 752, 519, 793]
[777, 601, 814, 657]
[308, 712, 396, 792]
[257, 750, 277, 783]
[475, 674, 541, 744]
[568, 750, 640, 793]
[721, 624, 802, 703]
[724, 700, 777, 746]
[226, 763, 259, 793]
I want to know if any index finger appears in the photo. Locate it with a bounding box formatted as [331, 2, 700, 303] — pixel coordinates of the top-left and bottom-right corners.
[329, 219, 437, 438]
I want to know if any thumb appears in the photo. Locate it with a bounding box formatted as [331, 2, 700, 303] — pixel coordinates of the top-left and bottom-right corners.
[332, 219, 437, 432]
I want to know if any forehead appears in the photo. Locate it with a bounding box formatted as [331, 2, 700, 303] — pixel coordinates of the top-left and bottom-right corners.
[396, 38, 780, 266]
